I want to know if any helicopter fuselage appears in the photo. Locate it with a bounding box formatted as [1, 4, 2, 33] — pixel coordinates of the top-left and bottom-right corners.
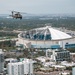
[12, 14, 22, 19]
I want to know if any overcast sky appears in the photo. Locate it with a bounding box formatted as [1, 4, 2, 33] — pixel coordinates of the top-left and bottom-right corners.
[0, 0, 75, 14]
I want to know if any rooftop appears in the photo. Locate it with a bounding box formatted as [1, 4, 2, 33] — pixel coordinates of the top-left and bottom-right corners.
[21, 26, 72, 40]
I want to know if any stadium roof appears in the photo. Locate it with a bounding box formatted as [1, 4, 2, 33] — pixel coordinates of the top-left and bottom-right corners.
[22, 26, 72, 40]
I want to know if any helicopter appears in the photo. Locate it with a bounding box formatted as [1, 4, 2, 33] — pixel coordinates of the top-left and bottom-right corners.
[9, 11, 23, 19]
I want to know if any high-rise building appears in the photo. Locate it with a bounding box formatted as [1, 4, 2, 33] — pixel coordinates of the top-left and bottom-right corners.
[7, 59, 33, 75]
[72, 67, 75, 75]
[0, 49, 4, 73]
[7, 62, 24, 75]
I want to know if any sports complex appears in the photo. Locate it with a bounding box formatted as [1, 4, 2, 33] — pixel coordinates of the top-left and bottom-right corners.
[16, 26, 75, 49]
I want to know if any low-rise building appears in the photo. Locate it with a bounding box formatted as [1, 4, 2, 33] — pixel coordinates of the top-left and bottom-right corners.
[46, 49, 70, 62]
[5, 58, 18, 63]
[59, 72, 70, 75]
[61, 61, 75, 67]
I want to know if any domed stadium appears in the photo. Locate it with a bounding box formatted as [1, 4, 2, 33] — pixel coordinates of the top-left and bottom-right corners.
[16, 26, 75, 48]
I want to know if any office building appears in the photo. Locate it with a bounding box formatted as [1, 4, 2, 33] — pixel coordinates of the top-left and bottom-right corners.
[0, 49, 4, 73]
[46, 49, 70, 62]
[7, 59, 33, 75]
[72, 67, 75, 75]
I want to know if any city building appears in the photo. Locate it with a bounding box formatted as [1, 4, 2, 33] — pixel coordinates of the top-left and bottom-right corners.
[46, 49, 70, 62]
[7, 62, 24, 75]
[16, 26, 75, 49]
[0, 49, 4, 73]
[51, 65, 66, 70]
[7, 59, 33, 75]
[72, 67, 75, 75]
[5, 58, 18, 68]
[61, 61, 75, 67]
[5, 58, 18, 63]
[59, 72, 70, 75]
[36, 56, 47, 63]
[20, 58, 33, 75]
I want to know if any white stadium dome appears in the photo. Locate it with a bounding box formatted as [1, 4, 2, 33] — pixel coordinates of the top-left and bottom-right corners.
[21, 26, 72, 40]
[16, 26, 75, 48]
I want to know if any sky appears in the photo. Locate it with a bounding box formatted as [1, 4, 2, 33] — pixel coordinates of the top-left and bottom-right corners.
[0, 0, 75, 14]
